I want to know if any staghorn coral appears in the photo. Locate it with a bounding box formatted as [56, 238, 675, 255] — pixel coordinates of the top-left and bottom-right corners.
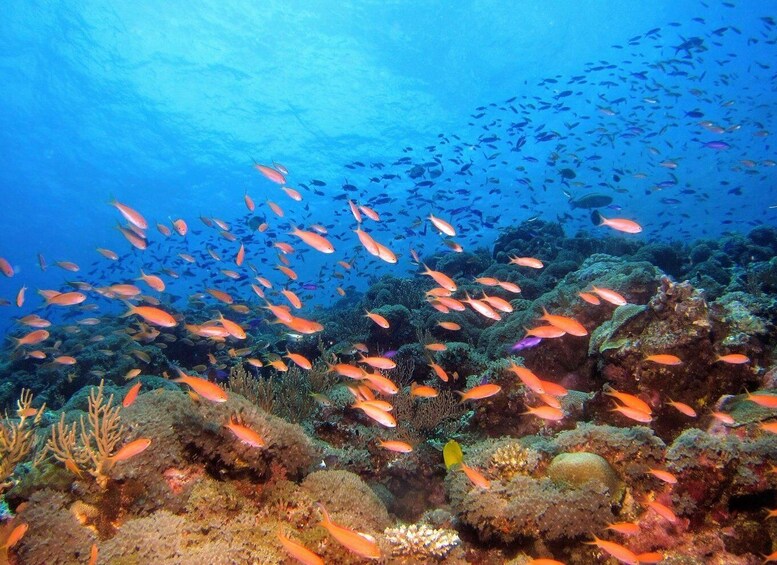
[0, 389, 45, 491]
[383, 522, 461, 560]
[45, 380, 126, 489]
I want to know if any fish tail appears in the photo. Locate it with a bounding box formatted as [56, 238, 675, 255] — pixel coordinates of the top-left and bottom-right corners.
[119, 300, 135, 318]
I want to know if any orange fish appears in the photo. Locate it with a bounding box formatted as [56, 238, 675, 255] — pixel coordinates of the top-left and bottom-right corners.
[235, 243, 245, 266]
[645, 499, 678, 523]
[281, 289, 302, 309]
[716, 353, 750, 364]
[525, 325, 566, 339]
[318, 504, 381, 560]
[462, 292, 501, 321]
[3, 522, 28, 549]
[591, 286, 627, 306]
[604, 389, 652, 415]
[666, 398, 697, 417]
[226, 418, 266, 448]
[255, 163, 286, 185]
[410, 383, 438, 398]
[88, 543, 98, 565]
[138, 270, 165, 292]
[13, 329, 49, 349]
[457, 384, 501, 402]
[606, 522, 640, 535]
[746, 393, 777, 409]
[539, 308, 587, 336]
[421, 263, 457, 292]
[358, 204, 380, 222]
[596, 214, 643, 234]
[378, 439, 413, 453]
[645, 354, 683, 366]
[277, 264, 298, 280]
[157, 222, 172, 237]
[635, 552, 662, 564]
[174, 370, 228, 402]
[497, 280, 521, 293]
[276, 531, 324, 565]
[509, 256, 544, 268]
[578, 291, 601, 305]
[481, 292, 513, 313]
[267, 200, 284, 217]
[45, 291, 87, 307]
[437, 321, 461, 331]
[428, 362, 449, 382]
[172, 218, 188, 236]
[712, 411, 735, 424]
[648, 468, 677, 484]
[353, 401, 396, 427]
[122, 382, 142, 407]
[365, 310, 390, 328]
[281, 186, 302, 201]
[509, 364, 545, 394]
[96, 247, 118, 260]
[53, 355, 77, 365]
[359, 355, 396, 370]
[285, 352, 312, 370]
[110, 198, 147, 230]
[584, 536, 638, 565]
[428, 213, 456, 236]
[0, 257, 14, 277]
[110, 438, 151, 462]
[123, 302, 177, 327]
[523, 405, 564, 421]
[206, 288, 234, 304]
[290, 226, 334, 253]
[14, 285, 25, 308]
[460, 463, 491, 489]
[281, 315, 323, 334]
[55, 260, 80, 272]
[425, 343, 447, 352]
[611, 404, 652, 423]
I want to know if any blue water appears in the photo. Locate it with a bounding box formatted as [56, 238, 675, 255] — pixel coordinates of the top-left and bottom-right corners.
[0, 1, 775, 318]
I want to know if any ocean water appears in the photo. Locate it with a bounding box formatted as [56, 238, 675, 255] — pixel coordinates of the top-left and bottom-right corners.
[1, 1, 776, 563]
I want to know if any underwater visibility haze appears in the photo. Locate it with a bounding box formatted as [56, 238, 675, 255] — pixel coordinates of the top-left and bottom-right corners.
[1, 0, 777, 563]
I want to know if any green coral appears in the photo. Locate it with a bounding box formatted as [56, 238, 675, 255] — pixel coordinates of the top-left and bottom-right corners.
[588, 303, 647, 356]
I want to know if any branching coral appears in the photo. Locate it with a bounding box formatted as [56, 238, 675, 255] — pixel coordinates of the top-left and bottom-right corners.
[384, 523, 460, 560]
[0, 389, 45, 491]
[46, 380, 125, 488]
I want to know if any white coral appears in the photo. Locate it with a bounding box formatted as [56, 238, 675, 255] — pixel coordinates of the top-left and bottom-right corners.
[384, 523, 460, 559]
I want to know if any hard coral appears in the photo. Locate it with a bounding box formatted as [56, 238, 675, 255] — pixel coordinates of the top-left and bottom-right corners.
[383, 522, 461, 561]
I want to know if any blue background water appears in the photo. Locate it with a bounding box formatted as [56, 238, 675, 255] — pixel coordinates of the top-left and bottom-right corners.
[0, 0, 775, 329]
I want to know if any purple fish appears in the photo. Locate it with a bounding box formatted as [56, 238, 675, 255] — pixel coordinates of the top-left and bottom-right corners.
[511, 337, 542, 351]
[607, 204, 623, 211]
[702, 140, 730, 150]
[384, 350, 398, 358]
[301, 283, 318, 291]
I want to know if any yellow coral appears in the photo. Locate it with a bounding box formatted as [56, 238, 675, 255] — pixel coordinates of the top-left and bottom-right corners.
[488, 442, 537, 481]
[0, 389, 45, 491]
[46, 380, 125, 489]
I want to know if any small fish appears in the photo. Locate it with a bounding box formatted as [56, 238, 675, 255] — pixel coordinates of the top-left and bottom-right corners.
[3, 523, 28, 549]
[593, 211, 643, 234]
[584, 536, 638, 565]
[716, 353, 750, 364]
[509, 256, 544, 269]
[460, 463, 491, 489]
[174, 370, 228, 402]
[645, 354, 682, 366]
[110, 438, 152, 462]
[226, 418, 266, 448]
[648, 468, 678, 484]
[318, 504, 381, 559]
[277, 531, 324, 565]
[122, 382, 142, 407]
[456, 383, 501, 402]
[378, 439, 413, 453]
[539, 308, 587, 336]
